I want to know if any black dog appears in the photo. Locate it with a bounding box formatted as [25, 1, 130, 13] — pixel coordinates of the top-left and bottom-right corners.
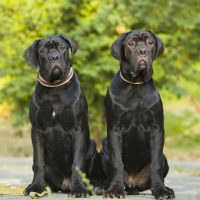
[23, 35, 96, 197]
[102, 30, 175, 199]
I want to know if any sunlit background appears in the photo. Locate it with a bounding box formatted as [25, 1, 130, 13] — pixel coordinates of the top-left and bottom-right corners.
[0, 0, 200, 160]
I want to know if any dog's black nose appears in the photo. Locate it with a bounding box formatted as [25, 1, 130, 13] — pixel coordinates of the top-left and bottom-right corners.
[50, 55, 60, 62]
[49, 52, 61, 62]
[136, 47, 149, 56]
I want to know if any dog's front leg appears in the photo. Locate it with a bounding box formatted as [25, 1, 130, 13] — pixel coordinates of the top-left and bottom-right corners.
[24, 128, 46, 195]
[104, 126, 124, 198]
[150, 106, 175, 199]
[71, 130, 90, 198]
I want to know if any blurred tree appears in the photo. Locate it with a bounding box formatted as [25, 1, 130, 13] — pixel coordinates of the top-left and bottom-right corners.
[0, 0, 200, 141]
[0, 0, 64, 131]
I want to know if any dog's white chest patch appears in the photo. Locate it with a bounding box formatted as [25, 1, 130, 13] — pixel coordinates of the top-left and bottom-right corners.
[52, 110, 56, 119]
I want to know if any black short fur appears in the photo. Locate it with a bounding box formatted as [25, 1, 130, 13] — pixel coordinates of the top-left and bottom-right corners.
[23, 35, 97, 197]
[102, 30, 175, 199]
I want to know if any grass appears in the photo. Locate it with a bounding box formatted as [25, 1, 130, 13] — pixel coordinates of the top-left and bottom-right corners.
[163, 97, 200, 160]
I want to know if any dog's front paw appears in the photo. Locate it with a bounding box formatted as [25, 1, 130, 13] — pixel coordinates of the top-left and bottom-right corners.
[24, 182, 46, 196]
[104, 185, 125, 198]
[71, 187, 90, 198]
[151, 185, 175, 199]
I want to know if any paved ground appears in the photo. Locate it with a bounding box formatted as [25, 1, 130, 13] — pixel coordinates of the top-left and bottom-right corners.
[0, 158, 200, 199]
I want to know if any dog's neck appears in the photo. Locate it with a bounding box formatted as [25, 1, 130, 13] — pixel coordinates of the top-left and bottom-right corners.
[119, 71, 152, 85]
[119, 71, 144, 85]
[37, 67, 73, 87]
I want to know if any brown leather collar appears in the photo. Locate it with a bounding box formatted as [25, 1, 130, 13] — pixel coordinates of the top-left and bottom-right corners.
[38, 68, 73, 87]
[120, 71, 145, 85]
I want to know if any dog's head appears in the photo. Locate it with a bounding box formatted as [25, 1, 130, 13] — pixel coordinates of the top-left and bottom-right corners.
[111, 30, 164, 82]
[24, 35, 77, 83]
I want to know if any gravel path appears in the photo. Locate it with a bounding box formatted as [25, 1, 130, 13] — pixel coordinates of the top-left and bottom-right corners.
[0, 158, 200, 200]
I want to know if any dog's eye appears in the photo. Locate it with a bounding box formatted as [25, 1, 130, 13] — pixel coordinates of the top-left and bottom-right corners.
[59, 45, 65, 52]
[39, 47, 48, 54]
[147, 40, 153, 45]
[128, 41, 135, 46]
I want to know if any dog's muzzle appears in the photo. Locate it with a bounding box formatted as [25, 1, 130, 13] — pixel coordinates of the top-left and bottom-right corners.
[52, 66, 62, 75]
[138, 60, 147, 71]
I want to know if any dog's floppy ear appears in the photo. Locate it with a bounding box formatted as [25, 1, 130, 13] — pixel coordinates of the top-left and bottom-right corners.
[111, 32, 130, 61]
[24, 40, 40, 68]
[59, 35, 78, 61]
[148, 31, 164, 59]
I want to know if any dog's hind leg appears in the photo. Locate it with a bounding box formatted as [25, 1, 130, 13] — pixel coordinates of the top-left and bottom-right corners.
[162, 154, 169, 178]
[124, 155, 170, 195]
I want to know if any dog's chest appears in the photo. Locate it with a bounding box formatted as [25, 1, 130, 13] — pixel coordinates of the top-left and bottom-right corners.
[49, 94, 65, 117]
[36, 92, 76, 130]
[121, 108, 152, 138]
[109, 77, 161, 111]
[121, 110, 152, 161]
[112, 89, 159, 112]
[109, 81, 160, 137]
[42, 94, 66, 118]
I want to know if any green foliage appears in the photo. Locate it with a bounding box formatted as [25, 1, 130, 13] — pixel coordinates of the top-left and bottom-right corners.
[75, 166, 94, 195]
[164, 101, 200, 160]
[0, 0, 200, 139]
[166, 110, 200, 149]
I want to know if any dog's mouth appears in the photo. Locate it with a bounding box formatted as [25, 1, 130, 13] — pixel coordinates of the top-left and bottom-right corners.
[49, 66, 63, 83]
[124, 60, 152, 82]
[52, 66, 60, 73]
[129, 60, 147, 76]
[138, 60, 146, 71]
[137, 62, 152, 82]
